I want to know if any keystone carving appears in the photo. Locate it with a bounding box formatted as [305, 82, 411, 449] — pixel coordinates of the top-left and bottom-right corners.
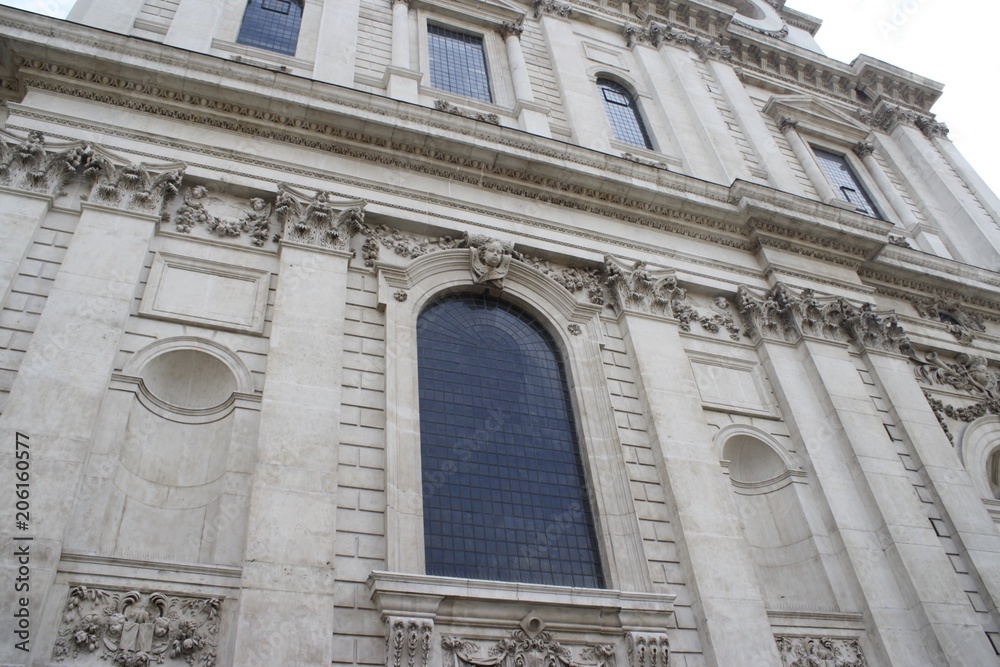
[85, 150, 184, 215]
[909, 296, 985, 345]
[171, 184, 275, 247]
[738, 284, 910, 353]
[0, 129, 90, 197]
[625, 632, 669, 667]
[274, 186, 366, 251]
[468, 233, 514, 289]
[386, 617, 433, 667]
[604, 256, 684, 318]
[52, 587, 220, 666]
[774, 636, 867, 667]
[442, 626, 616, 667]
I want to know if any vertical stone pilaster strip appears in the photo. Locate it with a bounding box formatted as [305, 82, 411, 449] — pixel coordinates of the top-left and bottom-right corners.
[778, 117, 838, 204]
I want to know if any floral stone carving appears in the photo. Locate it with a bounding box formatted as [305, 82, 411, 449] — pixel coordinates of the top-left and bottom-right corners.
[514, 252, 605, 306]
[52, 587, 220, 666]
[673, 296, 742, 341]
[913, 350, 1000, 443]
[274, 186, 366, 251]
[774, 636, 867, 667]
[468, 233, 514, 289]
[0, 129, 91, 197]
[625, 632, 669, 667]
[604, 256, 684, 317]
[170, 185, 274, 247]
[85, 152, 184, 215]
[442, 627, 616, 667]
[910, 296, 986, 345]
[386, 617, 432, 667]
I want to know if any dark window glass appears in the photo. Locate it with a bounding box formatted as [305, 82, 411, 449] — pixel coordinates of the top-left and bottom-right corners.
[236, 0, 302, 56]
[417, 293, 605, 588]
[427, 24, 492, 103]
[597, 78, 652, 150]
[813, 148, 883, 219]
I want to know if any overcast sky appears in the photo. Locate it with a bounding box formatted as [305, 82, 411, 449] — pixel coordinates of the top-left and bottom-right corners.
[1, 0, 997, 198]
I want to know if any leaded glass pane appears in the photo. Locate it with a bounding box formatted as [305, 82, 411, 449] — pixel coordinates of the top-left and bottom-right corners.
[427, 24, 492, 103]
[236, 0, 302, 56]
[813, 148, 883, 219]
[598, 78, 652, 150]
[417, 293, 605, 588]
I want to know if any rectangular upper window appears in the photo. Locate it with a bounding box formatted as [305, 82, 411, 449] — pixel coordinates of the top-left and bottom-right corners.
[427, 24, 492, 103]
[813, 148, 883, 219]
[236, 0, 302, 56]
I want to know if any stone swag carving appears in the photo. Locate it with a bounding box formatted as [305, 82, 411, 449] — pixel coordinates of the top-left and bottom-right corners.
[53, 587, 220, 666]
[169, 184, 275, 247]
[274, 186, 367, 251]
[909, 296, 986, 345]
[775, 636, 867, 667]
[442, 626, 617, 667]
[0, 129, 91, 196]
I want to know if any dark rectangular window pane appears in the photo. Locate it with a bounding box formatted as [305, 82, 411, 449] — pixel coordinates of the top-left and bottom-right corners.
[236, 0, 302, 56]
[813, 148, 882, 219]
[427, 24, 492, 103]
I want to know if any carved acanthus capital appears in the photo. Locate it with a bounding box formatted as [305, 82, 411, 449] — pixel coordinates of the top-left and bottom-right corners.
[852, 141, 876, 159]
[622, 22, 731, 60]
[86, 149, 185, 215]
[909, 296, 985, 345]
[532, 0, 573, 17]
[840, 302, 911, 355]
[775, 636, 867, 667]
[916, 116, 950, 140]
[626, 631, 670, 667]
[52, 587, 220, 665]
[499, 21, 524, 40]
[737, 284, 801, 343]
[0, 129, 91, 197]
[387, 617, 433, 667]
[859, 103, 920, 133]
[604, 255, 684, 318]
[274, 186, 366, 251]
[778, 117, 799, 133]
[467, 233, 514, 289]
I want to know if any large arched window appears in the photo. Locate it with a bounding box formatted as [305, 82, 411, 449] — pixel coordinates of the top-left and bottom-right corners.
[416, 293, 605, 588]
[597, 78, 652, 150]
[236, 0, 303, 56]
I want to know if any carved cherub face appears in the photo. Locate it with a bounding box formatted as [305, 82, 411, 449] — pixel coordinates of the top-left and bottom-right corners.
[190, 185, 208, 199]
[250, 197, 266, 211]
[481, 241, 505, 268]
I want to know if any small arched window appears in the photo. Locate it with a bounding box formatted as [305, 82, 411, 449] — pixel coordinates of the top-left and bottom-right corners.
[417, 293, 605, 588]
[236, 0, 303, 56]
[597, 78, 652, 150]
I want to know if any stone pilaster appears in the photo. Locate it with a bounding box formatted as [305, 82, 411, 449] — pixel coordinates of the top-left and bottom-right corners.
[0, 152, 183, 665]
[852, 140, 921, 229]
[386, 0, 420, 102]
[163, 0, 228, 52]
[313, 0, 362, 86]
[231, 187, 366, 666]
[607, 257, 782, 666]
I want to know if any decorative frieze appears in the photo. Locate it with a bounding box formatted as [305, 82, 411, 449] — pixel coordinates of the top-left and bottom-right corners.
[433, 100, 501, 126]
[774, 636, 867, 667]
[386, 617, 433, 667]
[274, 186, 366, 251]
[909, 296, 986, 344]
[0, 129, 90, 196]
[52, 587, 220, 666]
[913, 351, 998, 399]
[442, 627, 616, 667]
[169, 184, 275, 247]
[625, 632, 669, 667]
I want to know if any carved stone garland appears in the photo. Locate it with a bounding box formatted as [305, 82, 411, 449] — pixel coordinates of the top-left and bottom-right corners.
[169, 184, 275, 247]
[52, 587, 220, 666]
[774, 636, 867, 667]
[442, 628, 617, 667]
[274, 186, 367, 251]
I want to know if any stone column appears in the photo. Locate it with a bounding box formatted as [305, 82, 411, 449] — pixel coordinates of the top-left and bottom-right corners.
[852, 140, 921, 229]
[0, 153, 183, 666]
[313, 0, 362, 86]
[741, 285, 998, 666]
[231, 188, 366, 666]
[386, 0, 420, 102]
[778, 118, 844, 206]
[605, 257, 782, 666]
[163, 0, 228, 52]
[500, 22, 550, 136]
[0, 131, 86, 309]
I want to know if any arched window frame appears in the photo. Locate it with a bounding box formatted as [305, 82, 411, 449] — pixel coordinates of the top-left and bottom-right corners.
[376, 249, 651, 593]
[596, 76, 654, 151]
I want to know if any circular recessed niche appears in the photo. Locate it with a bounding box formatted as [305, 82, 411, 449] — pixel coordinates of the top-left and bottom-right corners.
[720, 0, 786, 37]
[140, 349, 237, 411]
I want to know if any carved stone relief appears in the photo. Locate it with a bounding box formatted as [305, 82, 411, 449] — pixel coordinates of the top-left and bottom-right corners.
[52, 587, 220, 666]
[774, 636, 867, 667]
[468, 233, 514, 289]
[167, 184, 275, 247]
[913, 350, 1000, 443]
[532, 0, 573, 18]
[386, 617, 433, 667]
[274, 186, 366, 251]
[909, 296, 986, 345]
[604, 256, 684, 318]
[625, 632, 669, 667]
[513, 252, 605, 305]
[86, 153, 184, 215]
[674, 295, 742, 341]
[442, 627, 617, 667]
[623, 22, 732, 61]
[0, 129, 90, 196]
[433, 100, 501, 126]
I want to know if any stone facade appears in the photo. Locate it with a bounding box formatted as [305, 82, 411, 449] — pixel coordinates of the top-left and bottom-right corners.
[1, 0, 1000, 665]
